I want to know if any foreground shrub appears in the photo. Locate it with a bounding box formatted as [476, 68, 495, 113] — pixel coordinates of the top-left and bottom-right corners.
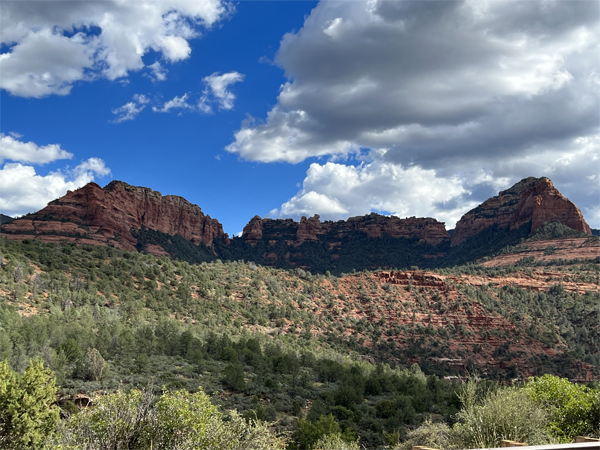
[0, 359, 60, 450]
[55, 388, 286, 450]
[453, 380, 553, 448]
[524, 374, 600, 442]
[314, 433, 360, 450]
[56, 389, 153, 449]
[393, 420, 455, 450]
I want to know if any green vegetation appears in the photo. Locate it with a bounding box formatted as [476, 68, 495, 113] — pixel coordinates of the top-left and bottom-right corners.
[525, 374, 600, 442]
[529, 222, 591, 241]
[0, 237, 598, 449]
[0, 359, 60, 449]
[452, 381, 552, 448]
[55, 387, 286, 450]
[2, 360, 597, 449]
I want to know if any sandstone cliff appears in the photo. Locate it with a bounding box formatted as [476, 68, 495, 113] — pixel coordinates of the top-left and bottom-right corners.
[243, 212, 450, 246]
[1, 181, 225, 253]
[451, 177, 591, 246]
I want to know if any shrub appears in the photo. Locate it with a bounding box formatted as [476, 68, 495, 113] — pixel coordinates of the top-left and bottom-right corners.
[524, 374, 600, 441]
[294, 414, 341, 450]
[56, 388, 287, 450]
[314, 432, 360, 450]
[453, 380, 552, 448]
[393, 420, 455, 450]
[57, 389, 154, 449]
[0, 359, 60, 450]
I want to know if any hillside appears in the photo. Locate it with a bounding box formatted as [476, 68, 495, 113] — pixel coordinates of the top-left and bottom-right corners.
[2, 238, 597, 379]
[1, 236, 598, 447]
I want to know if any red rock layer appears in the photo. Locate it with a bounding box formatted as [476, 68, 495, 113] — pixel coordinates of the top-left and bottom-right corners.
[451, 177, 591, 246]
[243, 213, 450, 246]
[2, 181, 225, 251]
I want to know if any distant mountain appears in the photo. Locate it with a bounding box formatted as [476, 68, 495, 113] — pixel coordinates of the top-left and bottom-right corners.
[0, 181, 225, 253]
[592, 229, 600, 237]
[1, 176, 594, 271]
[0, 214, 13, 225]
[451, 177, 591, 246]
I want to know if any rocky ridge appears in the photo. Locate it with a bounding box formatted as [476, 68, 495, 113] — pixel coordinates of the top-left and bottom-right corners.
[451, 177, 591, 246]
[1, 176, 595, 268]
[243, 213, 450, 246]
[1, 181, 225, 253]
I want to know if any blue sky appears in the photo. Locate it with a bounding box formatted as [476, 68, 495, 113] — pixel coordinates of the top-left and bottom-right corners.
[1, 0, 599, 235]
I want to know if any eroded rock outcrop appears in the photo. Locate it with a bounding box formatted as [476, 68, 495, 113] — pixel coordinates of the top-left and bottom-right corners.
[2, 181, 225, 251]
[451, 177, 591, 246]
[242, 212, 450, 246]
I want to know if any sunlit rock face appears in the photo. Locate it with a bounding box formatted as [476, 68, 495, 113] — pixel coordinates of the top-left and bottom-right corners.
[1, 181, 225, 252]
[451, 177, 592, 247]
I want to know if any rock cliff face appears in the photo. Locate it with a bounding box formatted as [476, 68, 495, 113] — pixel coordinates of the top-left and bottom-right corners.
[451, 177, 591, 246]
[1, 181, 225, 253]
[243, 213, 450, 246]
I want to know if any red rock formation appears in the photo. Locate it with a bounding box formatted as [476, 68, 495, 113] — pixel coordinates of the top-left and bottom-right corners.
[451, 177, 591, 246]
[241, 212, 450, 247]
[242, 216, 264, 244]
[2, 181, 225, 251]
[296, 215, 323, 243]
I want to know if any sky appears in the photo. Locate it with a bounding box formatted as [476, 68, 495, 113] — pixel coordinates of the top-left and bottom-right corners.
[1, 0, 599, 236]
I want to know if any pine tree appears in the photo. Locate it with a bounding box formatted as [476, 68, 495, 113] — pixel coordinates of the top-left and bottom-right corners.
[0, 359, 60, 449]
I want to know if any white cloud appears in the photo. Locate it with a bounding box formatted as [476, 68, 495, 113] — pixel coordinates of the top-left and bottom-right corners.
[147, 61, 167, 82]
[147, 71, 244, 115]
[73, 157, 111, 178]
[118, 74, 244, 118]
[227, 0, 599, 227]
[0, 0, 231, 97]
[277, 191, 349, 218]
[200, 71, 244, 112]
[0, 159, 111, 217]
[273, 161, 475, 229]
[152, 93, 194, 113]
[0, 136, 111, 217]
[0, 134, 73, 165]
[111, 94, 150, 123]
[273, 132, 600, 229]
[228, 0, 598, 166]
[0, 28, 95, 97]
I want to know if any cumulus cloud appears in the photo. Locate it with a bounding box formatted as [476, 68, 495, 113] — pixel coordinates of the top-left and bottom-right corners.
[0, 133, 73, 164]
[0, 160, 110, 217]
[228, 0, 600, 227]
[272, 132, 600, 229]
[199, 71, 244, 113]
[203, 71, 244, 110]
[0, 0, 231, 97]
[112, 94, 150, 123]
[271, 161, 475, 229]
[0, 136, 110, 217]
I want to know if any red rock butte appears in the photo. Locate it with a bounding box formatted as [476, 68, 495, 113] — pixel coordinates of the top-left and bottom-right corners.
[1, 181, 225, 253]
[451, 177, 592, 246]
